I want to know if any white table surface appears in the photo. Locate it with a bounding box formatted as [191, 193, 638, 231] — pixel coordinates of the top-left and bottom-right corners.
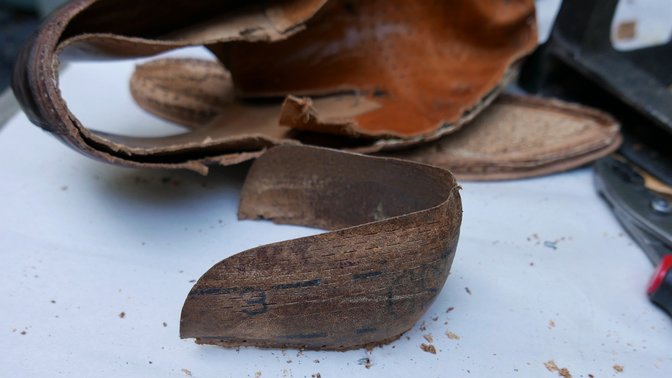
[2, 2, 672, 377]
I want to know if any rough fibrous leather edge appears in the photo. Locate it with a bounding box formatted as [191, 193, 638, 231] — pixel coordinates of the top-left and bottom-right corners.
[180, 145, 462, 350]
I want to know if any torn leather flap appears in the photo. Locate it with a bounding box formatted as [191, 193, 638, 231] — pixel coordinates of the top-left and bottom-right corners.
[13, 0, 535, 173]
[384, 95, 623, 180]
[181, 145, 462, 350]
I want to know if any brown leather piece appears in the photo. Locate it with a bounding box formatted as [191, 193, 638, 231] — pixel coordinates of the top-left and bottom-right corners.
[131, 58, 622, 180]
[181, 145, 462, 350]
[217, 0, 537, 138]
[385, 95, 623, 180]
[12, 0, 329, 174]
[12, 0, 535, 173]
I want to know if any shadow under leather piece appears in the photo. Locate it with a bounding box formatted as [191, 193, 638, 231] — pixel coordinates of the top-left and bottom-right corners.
[81, 161, 281, 258]
[95, 161, 251, 208]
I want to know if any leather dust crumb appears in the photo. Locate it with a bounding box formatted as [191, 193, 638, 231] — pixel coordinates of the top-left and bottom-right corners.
[558, 368, 572, 378]
[423, 334, 434, 343]
[446, 331, 460, 340]
[419, 321, 427, 331]
[182, 369, 192, 376]
[548, 320, 556, 329]
[253, 372, 261, 378]
[465, 287, 472, 295]
[420, 343, 436, 354]
[311, 374, 321, 378]
[118, 312, 125, 319]
[544, 360, 572, 378]
[544, 360, 559, 372]
[613, 364, 624, 373]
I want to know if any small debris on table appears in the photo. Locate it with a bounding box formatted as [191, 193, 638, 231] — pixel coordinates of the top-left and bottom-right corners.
[182, 368, 192, 376]
[118, 311, 125, 319]
[163, 322, 167, 327]
[543, 241, 557, 250]
[544, 360, 559, 372]
[548, 320, 556, 329]
[423, 334, 434, 343]
[465, 287, 472, 295]
[253, 371, 261, 378]
[446, 331, 460, 340]
[613, 364, 624, 373]
[446, 307, 454, 313]
[558, 368, 572, 378]
[311, 374, 321, 378]
[420, 343, 437, 354]
[544, 360, 572, 378]
[358, 357, 372, 369]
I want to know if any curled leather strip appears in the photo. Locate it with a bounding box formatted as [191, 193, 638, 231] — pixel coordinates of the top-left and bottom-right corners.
[181, 145, 462, 350]
[12, 0, 536, 174]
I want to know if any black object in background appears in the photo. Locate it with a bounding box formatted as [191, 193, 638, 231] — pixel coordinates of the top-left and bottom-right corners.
[0, 6, 38, 93]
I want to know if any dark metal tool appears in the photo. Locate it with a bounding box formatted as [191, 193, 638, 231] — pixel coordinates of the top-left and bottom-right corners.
[520, 0, 672, 316]
[594, 157, 672, 316]
[519, 0, 672, 137]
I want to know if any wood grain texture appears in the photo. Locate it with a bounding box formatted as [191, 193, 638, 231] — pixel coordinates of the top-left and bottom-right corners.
[181, 145, 462, 350]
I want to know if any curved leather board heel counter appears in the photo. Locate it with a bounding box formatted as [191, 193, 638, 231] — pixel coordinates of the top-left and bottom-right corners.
[180, 145, 462, 350]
